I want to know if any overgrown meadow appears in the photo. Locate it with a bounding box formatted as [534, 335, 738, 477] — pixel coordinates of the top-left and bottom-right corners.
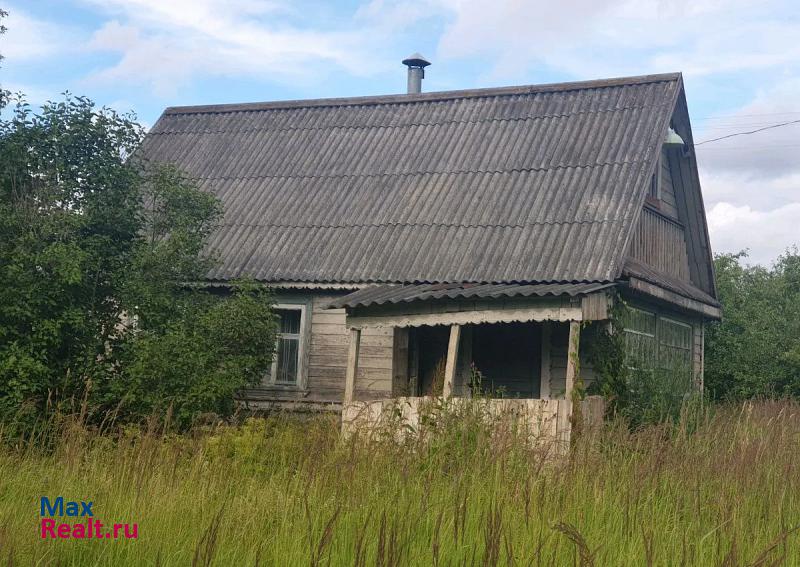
[0, 400, 798, 566]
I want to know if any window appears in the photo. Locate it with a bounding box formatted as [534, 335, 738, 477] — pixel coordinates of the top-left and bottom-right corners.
[657, 317, 692, 381]
[623, 308, 657, 371]
[622, 307, 696, 419]
[267, 305, 306, 387]
[623, 307, 693, 380]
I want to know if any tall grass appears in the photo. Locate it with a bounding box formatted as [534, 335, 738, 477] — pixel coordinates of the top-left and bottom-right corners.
[1, 400, 799, 565]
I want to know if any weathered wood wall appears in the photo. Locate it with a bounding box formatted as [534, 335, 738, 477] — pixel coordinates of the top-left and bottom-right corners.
[659, 149, 679, 219]
[546, 323, 597, 399]
[669, 100, 717, 296]
[241, 292, 394, 407]
[628, 208, 691, 281]
[631, 139, 717, 299]
[693, 321, 704, 389]
[308, 296, 394, 401]
[241, 295, 608, 407]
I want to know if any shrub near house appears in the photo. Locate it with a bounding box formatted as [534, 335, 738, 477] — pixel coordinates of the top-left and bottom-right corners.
[0, 95, 278, 433]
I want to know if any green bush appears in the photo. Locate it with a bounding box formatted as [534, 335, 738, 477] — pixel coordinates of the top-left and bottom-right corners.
[0, 94, 277, 433]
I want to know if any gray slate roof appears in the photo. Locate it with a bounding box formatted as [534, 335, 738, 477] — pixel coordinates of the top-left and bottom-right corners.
[140, 73, 682, 284]
[326, 282, 615, 309]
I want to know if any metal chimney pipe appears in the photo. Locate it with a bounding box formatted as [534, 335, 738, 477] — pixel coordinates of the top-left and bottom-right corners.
[402, 53, 431, 94]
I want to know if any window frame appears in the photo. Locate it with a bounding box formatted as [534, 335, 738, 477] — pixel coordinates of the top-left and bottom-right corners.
[622, 307, 657, 373]
[656, 315, 693, 380]
[622, 306, 694, 381]
[265, 302, 310, 390]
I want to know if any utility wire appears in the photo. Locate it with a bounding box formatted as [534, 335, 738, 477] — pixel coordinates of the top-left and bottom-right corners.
[696, 143, 800, 151]
[702, 121, 800, 130]
[698, 110, 800, 120]
[694, 119, 800, 146]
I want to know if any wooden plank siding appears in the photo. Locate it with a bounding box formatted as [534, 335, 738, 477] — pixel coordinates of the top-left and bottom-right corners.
[544, 323, 597, 399]
[628, 208, 691, 281]
[669, 95, 717, 295]
[309, 296, 394, 401]
[243, 293, 708, 407]
[693, 322, 704, 391]
[241, 292, 394, 406]
[659, 149, 680, 220]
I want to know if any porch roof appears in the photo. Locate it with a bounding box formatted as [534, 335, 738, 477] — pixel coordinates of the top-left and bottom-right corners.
[326, 282, 615, 309]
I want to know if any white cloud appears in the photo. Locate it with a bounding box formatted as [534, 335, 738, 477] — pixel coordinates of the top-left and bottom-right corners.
[695, 79, 800, 181]
[695, 77, 800, 262]
[1, 9, 73, 62]
[707, 201, 800, 265]
[81, 0, 382, 96]
[701, 169, 800, 213]
[359, 0, 800, 82]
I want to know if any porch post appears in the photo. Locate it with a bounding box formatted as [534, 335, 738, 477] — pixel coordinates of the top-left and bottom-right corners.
[344, 328, 361, 404]
[564, 320, 581, 400]
[539, 322, 551, 399]
[442, 324, 461, 398]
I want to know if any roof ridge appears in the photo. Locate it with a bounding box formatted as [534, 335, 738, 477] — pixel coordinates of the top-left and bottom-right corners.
[152, 101, 671, 134]
[163, 73, 682, 115]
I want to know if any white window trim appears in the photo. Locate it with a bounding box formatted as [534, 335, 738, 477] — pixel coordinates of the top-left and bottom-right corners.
[266, 303, 309, 389]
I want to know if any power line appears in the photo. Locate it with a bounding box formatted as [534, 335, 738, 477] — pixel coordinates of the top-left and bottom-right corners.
[701, 121, 800, 130]
[697, 110, 800, 120]
[695, 143, 800, 151]
[694, 119, 800, 146]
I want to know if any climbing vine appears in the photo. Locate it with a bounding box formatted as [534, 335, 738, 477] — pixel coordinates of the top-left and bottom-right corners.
[583, 295, 631, 418]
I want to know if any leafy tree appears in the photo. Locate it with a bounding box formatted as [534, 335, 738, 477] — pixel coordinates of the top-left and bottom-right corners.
[1, 8, 9, 108]
[0, 8, 7, 54]
[0, 95, 277, 431]
[705, 250, 800, 400]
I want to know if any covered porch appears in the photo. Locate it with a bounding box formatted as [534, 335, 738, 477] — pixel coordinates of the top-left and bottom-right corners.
[328, 283, 611, 443]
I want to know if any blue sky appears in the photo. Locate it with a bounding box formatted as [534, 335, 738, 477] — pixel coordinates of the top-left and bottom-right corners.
[2, 0, 799, 264]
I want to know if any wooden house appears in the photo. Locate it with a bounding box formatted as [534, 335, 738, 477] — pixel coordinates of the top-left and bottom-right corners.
[140, 69, 721, 424]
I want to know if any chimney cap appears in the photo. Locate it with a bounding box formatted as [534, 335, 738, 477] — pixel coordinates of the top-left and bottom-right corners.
[402, 53, 431, 68]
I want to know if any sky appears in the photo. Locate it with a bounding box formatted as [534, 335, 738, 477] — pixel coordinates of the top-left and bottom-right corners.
[2, 0, 799, 266]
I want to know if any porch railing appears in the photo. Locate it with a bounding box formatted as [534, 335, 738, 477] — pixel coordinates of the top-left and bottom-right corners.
[341, 396, 605, 450]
